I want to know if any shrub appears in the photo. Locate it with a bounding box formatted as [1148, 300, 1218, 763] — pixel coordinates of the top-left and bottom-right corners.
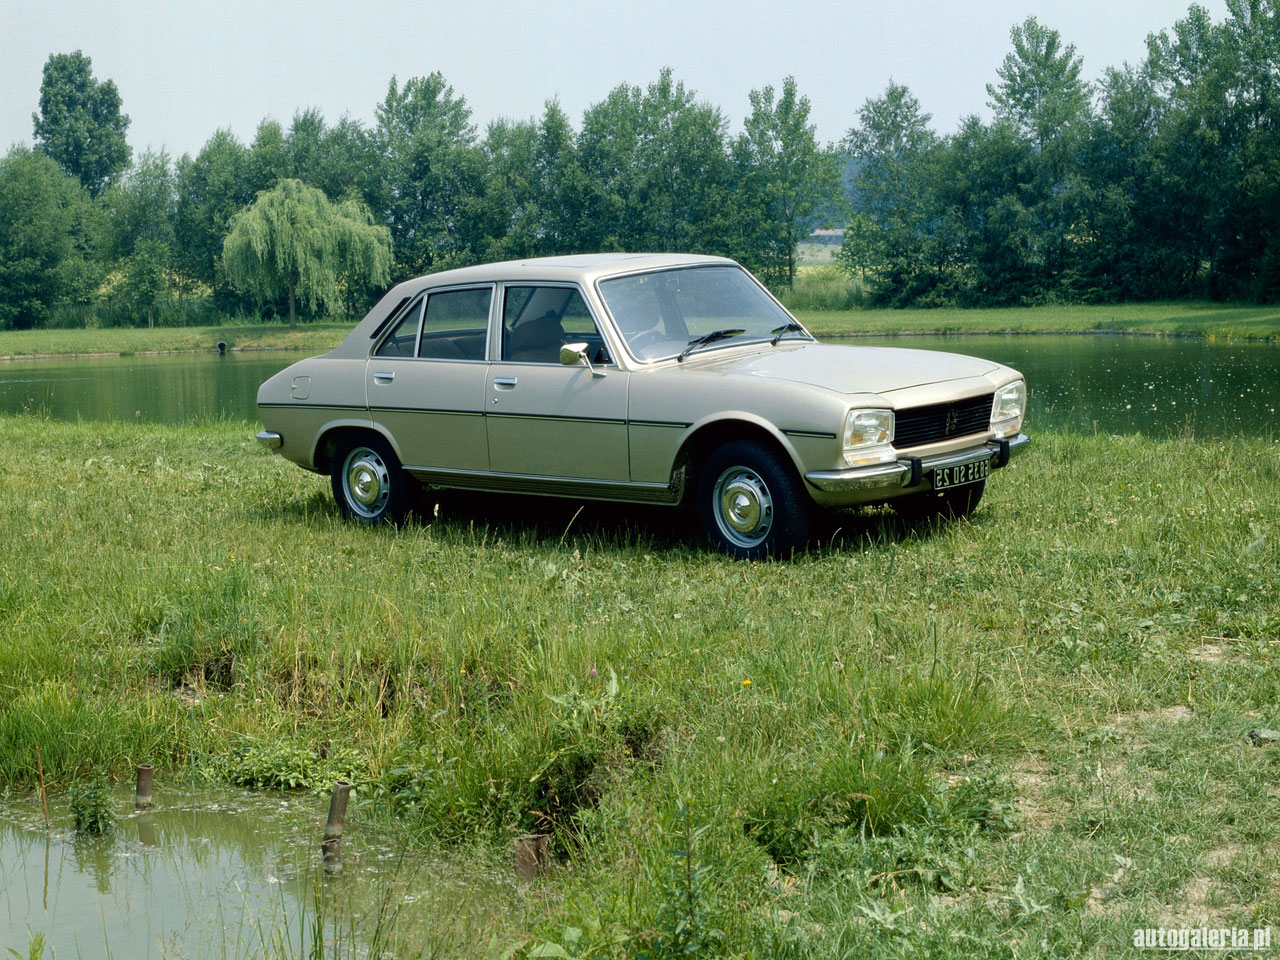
[69, 779, 114, 835]
[778, 266, 867, 311]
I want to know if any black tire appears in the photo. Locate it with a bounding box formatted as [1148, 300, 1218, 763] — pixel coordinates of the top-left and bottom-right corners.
[330, 434, 413, 525]
[698, 440, 811, 559]
[891, 478, 986, 522]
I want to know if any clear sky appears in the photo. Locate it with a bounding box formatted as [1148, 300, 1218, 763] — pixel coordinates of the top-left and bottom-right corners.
[2, 0, 1226, 159]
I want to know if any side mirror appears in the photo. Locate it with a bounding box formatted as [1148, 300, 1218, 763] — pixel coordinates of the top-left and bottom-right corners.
[560, 342, 606, 377]
[560, 342, 588, 366]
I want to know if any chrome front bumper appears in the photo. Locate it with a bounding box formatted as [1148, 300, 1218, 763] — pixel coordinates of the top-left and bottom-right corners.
[805, 433, 1030, 494]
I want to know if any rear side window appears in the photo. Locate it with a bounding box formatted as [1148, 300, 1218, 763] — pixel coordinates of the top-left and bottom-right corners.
[373, 298, 423, 357]
[418, 288, 491, 361]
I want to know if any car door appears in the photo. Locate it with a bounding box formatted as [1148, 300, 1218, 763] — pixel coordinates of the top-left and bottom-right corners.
[486, 283, 630, 480]
[366, 286, 492, 472]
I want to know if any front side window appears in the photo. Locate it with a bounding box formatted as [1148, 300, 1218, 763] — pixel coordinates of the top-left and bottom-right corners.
[502, 286, 610, 364]
[598, 265, 801, 361]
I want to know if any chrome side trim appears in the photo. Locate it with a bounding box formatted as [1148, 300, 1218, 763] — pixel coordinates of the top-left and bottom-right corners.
[805, 433, 1030, 494]
[256, 430, 283, 450]
[404, 465, 680, 505]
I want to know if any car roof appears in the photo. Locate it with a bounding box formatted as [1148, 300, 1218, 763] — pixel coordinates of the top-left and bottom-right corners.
[397, 252, 736, 290]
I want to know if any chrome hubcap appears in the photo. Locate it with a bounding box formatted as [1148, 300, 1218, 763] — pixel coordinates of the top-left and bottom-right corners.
[713, 467, 773, 548]
[343, 447, 390, 518]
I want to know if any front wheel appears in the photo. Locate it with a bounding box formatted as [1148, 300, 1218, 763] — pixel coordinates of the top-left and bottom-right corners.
[330, 435, 413, 525]
[891, 479, 985, 523]
[698, 440, 811, 559]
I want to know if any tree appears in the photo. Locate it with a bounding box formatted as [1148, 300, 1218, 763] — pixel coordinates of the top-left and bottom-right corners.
[32, 51, 131, 197]
[532, 100, 590, 256]
[577, 70, 732, 254]
[222, 179, 393, 328]
[0, 147, 103, 329]
[104, 149, 175, 259]
[985, 18, 1094, 299]
[986, 17, 1091, 150]
[122, 238, 169, 327]
[375, 73, 479, 274]
[175, 129, 253, 294]
[841, 83, 943, 303]
[104, 150, 177, 323]
[736, 77, 841, 286]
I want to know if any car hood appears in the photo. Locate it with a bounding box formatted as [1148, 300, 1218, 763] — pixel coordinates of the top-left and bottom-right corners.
[695, 343, 1002, 395]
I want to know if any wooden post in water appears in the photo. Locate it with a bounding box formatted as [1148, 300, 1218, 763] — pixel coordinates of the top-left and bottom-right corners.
[135, 764, 154, 809]
[321, 780, 351, 875]
[35, 748, 49, 828]
[513, 833, 550, 881]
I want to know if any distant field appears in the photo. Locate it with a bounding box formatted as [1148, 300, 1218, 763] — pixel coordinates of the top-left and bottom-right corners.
[2, 301, 1278, 360]
[796, 241, 840, 265]
[0, 322, 352, 359]
[796, 301, 1280, 340]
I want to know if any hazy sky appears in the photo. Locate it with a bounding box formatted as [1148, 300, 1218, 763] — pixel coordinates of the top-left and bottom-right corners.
[3, 0, 1226, 159]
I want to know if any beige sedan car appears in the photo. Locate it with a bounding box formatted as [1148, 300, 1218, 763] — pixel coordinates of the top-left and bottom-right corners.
[257, 254, 1028, 557]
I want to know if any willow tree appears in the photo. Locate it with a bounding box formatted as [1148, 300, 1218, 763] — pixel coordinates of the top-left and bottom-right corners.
[222, 178, 392, 328]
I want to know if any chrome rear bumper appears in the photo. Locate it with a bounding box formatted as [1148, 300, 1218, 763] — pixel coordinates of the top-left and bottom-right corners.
[805, 433, 1030, 494]
[255, 430, 283, 450]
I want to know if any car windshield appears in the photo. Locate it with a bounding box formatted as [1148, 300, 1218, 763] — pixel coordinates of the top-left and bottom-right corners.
[598, 265, 805, 361]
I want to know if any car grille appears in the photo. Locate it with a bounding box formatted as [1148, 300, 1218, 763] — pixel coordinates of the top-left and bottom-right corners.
[894, 393, 994, 449]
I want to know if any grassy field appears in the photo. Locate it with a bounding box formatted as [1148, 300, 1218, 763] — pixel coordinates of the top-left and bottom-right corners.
[3, 300, 1280, 362]
[2, 415, 1278, 956]
[795, 301, 1280, 341]
[0, 322, 352, 359]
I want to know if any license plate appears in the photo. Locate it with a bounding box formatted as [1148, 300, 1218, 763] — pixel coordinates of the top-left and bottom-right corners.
[932, 456, 991, 491]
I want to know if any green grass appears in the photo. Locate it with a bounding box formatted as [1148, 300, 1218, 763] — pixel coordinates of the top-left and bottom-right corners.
[0, 322, 353, 358]
[796, 300, 1280, 340]
[2, 416, 1278, 956]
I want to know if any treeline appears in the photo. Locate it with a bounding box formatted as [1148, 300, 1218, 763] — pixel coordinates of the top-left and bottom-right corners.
[841, 3, 1280, 305]
[0, 60, 836, 330]
[0, 2, 1275, 331]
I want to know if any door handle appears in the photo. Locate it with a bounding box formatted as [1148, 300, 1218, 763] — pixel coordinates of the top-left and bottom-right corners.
[373, 370, 395, 383]
[493, 377, 518, 388]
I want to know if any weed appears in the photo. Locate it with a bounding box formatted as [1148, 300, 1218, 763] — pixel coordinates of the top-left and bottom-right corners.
[632, 800, 725, 960]
[223, 736, 365, 792]
[68, 779, 114, 835]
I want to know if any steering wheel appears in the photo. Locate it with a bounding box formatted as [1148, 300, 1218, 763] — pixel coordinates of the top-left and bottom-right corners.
[628, 329, 664, 353]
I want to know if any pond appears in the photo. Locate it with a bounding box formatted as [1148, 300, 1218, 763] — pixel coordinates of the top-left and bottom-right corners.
[0, 335, 1276, 438]
[0, 784, 517, 957]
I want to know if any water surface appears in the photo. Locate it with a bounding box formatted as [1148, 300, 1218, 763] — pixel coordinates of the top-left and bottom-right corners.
[1, 336, 1276, 438]
[0, 785, 514, 957]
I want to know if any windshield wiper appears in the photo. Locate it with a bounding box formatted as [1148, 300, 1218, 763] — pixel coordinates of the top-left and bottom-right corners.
[677, 328, 745, 362]
[770, 321, 810, 346]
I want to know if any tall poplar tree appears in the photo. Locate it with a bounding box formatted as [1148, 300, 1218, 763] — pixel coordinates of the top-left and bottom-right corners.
[32, 51, 131, 197]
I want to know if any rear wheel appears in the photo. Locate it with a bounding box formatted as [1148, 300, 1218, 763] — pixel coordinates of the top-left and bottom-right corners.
[891, 479, 985, 522]
[698, 440, 811, 559]
[330, 435, 413, 525]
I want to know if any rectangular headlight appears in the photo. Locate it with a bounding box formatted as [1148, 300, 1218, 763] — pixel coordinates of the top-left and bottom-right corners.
[843, 408, 896, 466]
[991, 380, 1026, 438]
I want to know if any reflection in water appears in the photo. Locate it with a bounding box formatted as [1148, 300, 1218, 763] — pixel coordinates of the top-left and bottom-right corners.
[849, 334, 1279, 438]
[0, 785, 514, 957]
[0, 336, 1277, 438]
[0, 351, 301, 424]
